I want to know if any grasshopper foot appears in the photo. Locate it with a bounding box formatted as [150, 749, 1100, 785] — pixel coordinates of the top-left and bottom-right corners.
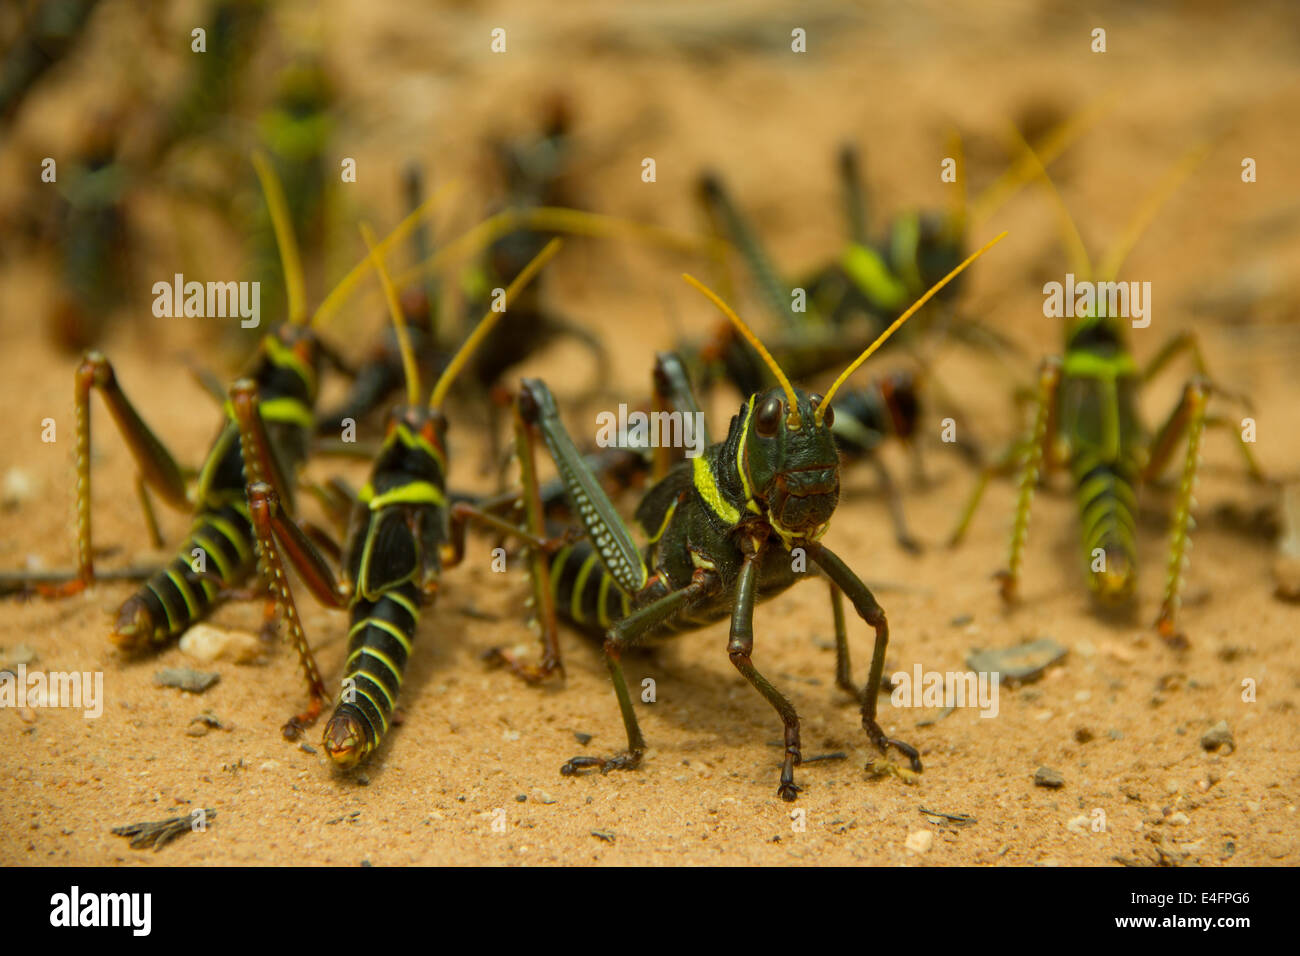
[282, 696, 324, 741]
[865, 718, 922, 773]
[561, 750, 642, 776]
[482, 646, 564, 684]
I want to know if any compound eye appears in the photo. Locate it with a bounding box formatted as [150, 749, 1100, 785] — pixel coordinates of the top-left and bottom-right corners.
[810, 393, 834, 427]
[754, 396, 782, 437]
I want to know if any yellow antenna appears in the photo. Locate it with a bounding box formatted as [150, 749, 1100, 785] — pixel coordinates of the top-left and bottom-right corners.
[428, 238, 564, 410]
[817, 231, 1008, 423]
[1003, 123, 1092, 279]
[312, 178, 461, 328]
[969, 88, 1119, 225]
[682, 273, 802, 428]
[389, 207, 726, 295]
[251, 150, 306, 325]
[360, 223, 420, 406]
[1098, 143, 1208, 282]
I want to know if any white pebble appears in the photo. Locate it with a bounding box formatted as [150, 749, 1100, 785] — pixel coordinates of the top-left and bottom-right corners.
[180, 625, 261, 664]
[904, 829, 933, 854]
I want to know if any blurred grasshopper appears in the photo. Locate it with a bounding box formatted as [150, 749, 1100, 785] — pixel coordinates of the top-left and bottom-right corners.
[0, 0, 100, 127]
[507, 234, 1005, 800]
[250, 56, 336, 331]
[692, 105, 1109, 394]
[459, 103, 611, 463]
[316, 163, 447, 436]
[952, 134, 1263, 644]
[233, 233, 563, 765]
[5, 153, 451, 647]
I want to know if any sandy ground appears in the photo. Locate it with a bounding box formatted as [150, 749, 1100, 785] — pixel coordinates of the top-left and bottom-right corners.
[1, 0, 1298, 866]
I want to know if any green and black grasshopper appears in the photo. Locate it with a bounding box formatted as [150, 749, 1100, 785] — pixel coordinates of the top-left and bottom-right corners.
[505, 362, 940, 554]
[687, 125, 1094, 549]
[316, 162, 448, 437]
[691, 117, 1096, 391]
[951, 136, 1263, 644]
[232, 233, 563, 766]
[4, 153, 450, 647]
[506, 234, 1005, 800]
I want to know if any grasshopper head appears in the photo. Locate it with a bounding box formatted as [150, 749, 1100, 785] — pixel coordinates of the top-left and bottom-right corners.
[373, 405, 447, 483]
[742, 387, 840, 540]
[323, 712, 366, 769]
[254, 322, 322, 404]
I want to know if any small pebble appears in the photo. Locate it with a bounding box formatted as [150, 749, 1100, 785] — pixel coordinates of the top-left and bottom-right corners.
[1098, 640, 1136, 663]
[2, 468, 37, 509]
[188, 711, 224, 737]
[153, 668, 220, 693]
[179, 625, 261, 664]
[533, 790, 557, 805]
[967, 638, 1067, 684]
[904, 830, 933, 854]
[1066, 815, 1090, 834]
[1201, 721, 1234, 753]
[1, 644, 37, 668]
[515, 794, 527, 803]
[1034, 766, 1065, 789]
[1167, 812, 1191, 826]
[574, 732, 593, 746]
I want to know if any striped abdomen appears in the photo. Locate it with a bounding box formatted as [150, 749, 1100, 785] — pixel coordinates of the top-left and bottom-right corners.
[1071, 454, 1140, 603]
[549, 541, 632, 638]
[548, 539, 796, 640]
[112, 502, 256, 650]
[323, 582, 421, 768]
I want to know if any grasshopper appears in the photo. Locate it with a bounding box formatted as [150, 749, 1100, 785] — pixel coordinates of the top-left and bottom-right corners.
[952, 134, 1263, 644]
[9, 152, 453, 649]
[507, 234, 1006, 800]
[232, 233, 563, 766]
[691, 109, 1103, 392]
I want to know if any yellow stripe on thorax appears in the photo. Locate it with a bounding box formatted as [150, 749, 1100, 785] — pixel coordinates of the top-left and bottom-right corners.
[359, 480, 446, 511]
[737, 397, 761, 515]
[693, 455, 740, 525]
